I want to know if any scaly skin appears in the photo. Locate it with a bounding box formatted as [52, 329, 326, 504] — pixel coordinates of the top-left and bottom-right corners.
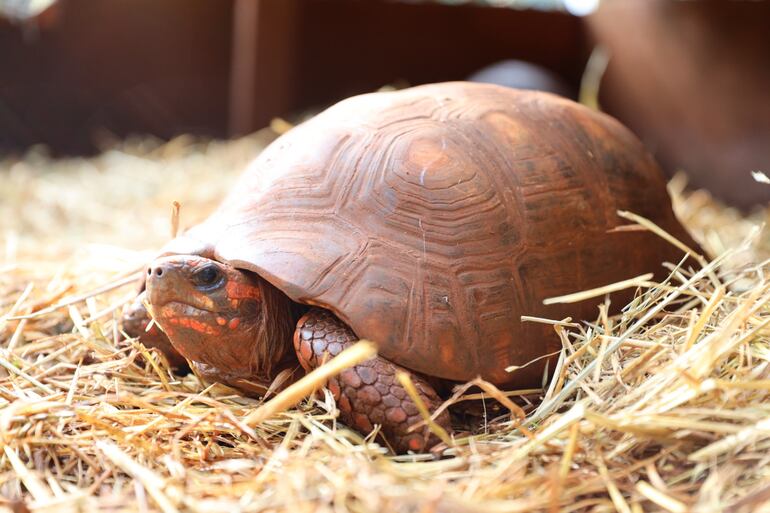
[293, 308, 451, 453]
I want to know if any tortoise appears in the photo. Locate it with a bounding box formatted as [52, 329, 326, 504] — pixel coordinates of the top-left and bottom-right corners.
[123, 82, 699, 453]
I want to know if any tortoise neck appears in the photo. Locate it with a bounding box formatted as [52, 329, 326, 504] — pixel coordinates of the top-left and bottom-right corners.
[255, 276, 304, 381]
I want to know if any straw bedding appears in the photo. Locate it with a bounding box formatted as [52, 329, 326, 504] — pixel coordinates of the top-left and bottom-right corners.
[1, 133, 769, 513]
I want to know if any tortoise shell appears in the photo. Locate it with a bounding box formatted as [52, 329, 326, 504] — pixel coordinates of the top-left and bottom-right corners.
[162, 82, 695, 387]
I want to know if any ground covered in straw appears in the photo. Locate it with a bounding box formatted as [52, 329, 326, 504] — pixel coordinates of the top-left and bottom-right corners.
[1, 134, 769, 513]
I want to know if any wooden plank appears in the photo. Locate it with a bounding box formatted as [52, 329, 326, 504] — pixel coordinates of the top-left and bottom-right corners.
[229, 0, 300, 137]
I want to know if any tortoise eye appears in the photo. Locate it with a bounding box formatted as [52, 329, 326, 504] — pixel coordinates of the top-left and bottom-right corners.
[192, 264, 223, 290]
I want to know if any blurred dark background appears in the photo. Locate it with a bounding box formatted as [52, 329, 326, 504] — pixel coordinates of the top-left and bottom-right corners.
[1, 0, 769, 208]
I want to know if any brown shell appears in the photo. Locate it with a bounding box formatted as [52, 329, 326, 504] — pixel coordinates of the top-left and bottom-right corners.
[163, 82, 696, 387]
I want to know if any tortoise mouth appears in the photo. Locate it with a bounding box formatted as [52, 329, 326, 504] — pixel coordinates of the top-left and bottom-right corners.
[161, 301, 217, 316]
[151, 301, 225, 341]
[160, 299, 217, 316]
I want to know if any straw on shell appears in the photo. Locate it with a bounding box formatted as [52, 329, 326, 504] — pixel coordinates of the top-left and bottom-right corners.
[1, 133, 769, 513]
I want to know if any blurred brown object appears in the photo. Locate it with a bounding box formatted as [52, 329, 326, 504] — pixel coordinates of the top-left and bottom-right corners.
[589, 0, 770, 209]
[228, 0, 587, 136]
[0, 0, 588, 154]
[0, 0, 232, 154]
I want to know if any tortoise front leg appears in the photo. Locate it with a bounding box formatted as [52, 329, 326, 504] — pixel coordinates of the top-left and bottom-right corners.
[122, 291, 189, 370]
[293, 308, 451, 453]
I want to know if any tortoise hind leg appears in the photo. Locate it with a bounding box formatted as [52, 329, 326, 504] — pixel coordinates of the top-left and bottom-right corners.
[293, 308, 451, 453]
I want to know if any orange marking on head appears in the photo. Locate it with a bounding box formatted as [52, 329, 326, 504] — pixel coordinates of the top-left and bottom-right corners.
[216, 316, 227, 326]
[167, 315, 218, 335]
[190, 291, 216, 310]
[225, 281, 262, 300]
[408, 437, 422, 452]
[187, 318, 218, 335]
[228, 317, 241, 330]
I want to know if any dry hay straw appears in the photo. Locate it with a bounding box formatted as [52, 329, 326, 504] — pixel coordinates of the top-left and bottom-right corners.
[1, 135, 770, 513]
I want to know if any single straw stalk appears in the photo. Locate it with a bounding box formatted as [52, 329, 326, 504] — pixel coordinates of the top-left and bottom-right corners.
[244, 341, 377, 426]
[97, 441, 180, 513]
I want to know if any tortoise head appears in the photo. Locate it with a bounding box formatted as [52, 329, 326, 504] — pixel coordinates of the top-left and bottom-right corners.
[145, 255, 293, 383]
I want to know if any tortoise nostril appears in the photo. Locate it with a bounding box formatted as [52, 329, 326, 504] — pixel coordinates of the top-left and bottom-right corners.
[154, 267, 163, 277]
[147, 267, 152, 275]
